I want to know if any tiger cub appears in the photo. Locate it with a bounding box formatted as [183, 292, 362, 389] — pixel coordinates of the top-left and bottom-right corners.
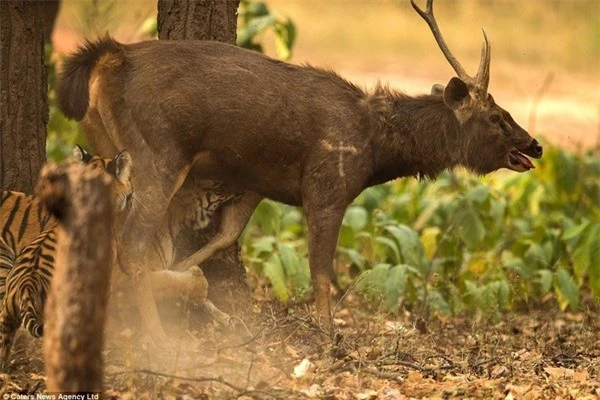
[0, 145, 132, 370]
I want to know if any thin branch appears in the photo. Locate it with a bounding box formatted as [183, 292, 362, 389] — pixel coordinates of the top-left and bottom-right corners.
[116, 369, 306, 399]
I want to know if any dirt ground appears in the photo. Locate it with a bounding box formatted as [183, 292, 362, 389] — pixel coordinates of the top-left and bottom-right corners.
[2, 293, 599, 399]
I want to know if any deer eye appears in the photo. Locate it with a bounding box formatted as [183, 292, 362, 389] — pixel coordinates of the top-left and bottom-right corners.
[490, 114, 500, 124]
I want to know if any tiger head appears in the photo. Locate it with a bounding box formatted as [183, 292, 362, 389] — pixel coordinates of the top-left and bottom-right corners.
[72, 145, 133, 212]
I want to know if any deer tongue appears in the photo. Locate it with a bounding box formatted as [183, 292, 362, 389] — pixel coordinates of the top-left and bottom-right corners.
[511, 150, 535, 170]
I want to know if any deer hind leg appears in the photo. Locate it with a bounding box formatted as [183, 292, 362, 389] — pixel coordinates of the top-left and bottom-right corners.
[172, 192, 263, 272]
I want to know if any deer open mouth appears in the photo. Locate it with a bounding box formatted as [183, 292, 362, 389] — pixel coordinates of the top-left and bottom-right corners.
[508, 150, 535, 172]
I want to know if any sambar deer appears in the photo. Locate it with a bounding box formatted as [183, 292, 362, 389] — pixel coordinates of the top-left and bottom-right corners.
[57, 0, 542, 340]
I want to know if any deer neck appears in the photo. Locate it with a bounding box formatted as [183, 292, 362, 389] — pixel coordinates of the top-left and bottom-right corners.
[367, 90, 463, 186]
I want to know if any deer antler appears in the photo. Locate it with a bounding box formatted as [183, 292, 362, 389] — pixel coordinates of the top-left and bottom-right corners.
[411, 0, 491, 98]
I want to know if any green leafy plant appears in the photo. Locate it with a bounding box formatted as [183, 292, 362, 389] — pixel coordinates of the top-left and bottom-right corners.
[242, 143, 600, 315]
[237, 0, 296, 60]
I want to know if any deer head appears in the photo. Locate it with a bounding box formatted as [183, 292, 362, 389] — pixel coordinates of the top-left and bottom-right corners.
[412, 0, 542, 174]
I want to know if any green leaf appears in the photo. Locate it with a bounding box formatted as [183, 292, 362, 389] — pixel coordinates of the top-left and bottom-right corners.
[562, 219, 590, 241]
[456, 203, 486, 246]
[237, 14, 277, 49]
[427, 290, 451, 315]
[535, 269, 553, 295]
[343, 206, 369, 233]
[264, 254, 289, 302]
[338, 247, 366, 270]
[466, 185, 490, 204]
[355, 263, 391, 302]
[274, 19, 296, 61]
[383, 224, 425, 268]
[251, 200, 281, 234]
[374, 236, 401, 264]
[277, 242, 309, 294]
[383, 264, 410, 311]
[497, 279, 511, 309]
[555, 268, 580, 312]
[250, 235, 276, 255]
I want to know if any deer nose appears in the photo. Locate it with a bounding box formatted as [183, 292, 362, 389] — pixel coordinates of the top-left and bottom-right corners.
[528, 139, 543, 159]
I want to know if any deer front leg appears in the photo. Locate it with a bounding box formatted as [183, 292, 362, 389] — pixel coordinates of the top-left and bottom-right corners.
[304, 203, 346, 338]
[172, 192, 263, 272]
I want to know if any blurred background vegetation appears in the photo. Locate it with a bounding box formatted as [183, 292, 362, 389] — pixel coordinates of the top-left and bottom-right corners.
[46, 0, 599, 317]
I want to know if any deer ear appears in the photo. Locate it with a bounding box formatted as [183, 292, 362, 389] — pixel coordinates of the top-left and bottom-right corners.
[431, 84, 445, 96]
[443, 77, 470, 110]
[114, 150, 133, 182]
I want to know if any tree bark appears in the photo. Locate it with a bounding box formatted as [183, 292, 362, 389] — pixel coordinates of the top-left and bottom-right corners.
[0, 1, 48, 192]
[158, 0, 239, 42]
[156, 0, 251, 316]
[38, 163, 112, 393]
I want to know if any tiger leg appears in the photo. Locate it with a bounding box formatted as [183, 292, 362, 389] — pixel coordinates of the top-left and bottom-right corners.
[148, 267, 231, 326]
[172, 192, 263, 272]
[0, 306, 20, 371]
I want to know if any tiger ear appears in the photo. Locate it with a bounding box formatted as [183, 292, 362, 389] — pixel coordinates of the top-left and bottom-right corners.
[72, 144, 92, 163]
[114, 150, 133, 182]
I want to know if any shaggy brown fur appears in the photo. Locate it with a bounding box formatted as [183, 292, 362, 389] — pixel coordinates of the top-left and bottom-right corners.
[56, 3, 542, 338]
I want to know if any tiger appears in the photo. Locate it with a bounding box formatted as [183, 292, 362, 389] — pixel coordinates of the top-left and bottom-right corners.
[0, 145, 133, 371]
[149, 178, 242, 269]
[111, 177, 241, 327]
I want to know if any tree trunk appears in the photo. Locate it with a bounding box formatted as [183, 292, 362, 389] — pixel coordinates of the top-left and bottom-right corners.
[156, 0, 251, 316]
[42, 0, 61, 44]
[0, 1, 48, 192]
[157, 0, 239, 42]
[38, 163, 113, 393]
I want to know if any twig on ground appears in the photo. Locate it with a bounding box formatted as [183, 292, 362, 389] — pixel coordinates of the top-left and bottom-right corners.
[117, 368, 306, 399]
[216, 328, 263, 353]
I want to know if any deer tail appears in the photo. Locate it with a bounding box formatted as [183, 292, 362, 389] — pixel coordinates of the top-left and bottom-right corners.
[56, 35, 124, 121]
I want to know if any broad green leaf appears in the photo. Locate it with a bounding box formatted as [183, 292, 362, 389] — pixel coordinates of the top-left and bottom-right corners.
[338, 247, 366, 270]
[572, 223, 600, 281]
[250, 236, 276, 255]
[427, 289, 451, 315]
[383, 224, 425, 268]
[374, 236, 401, 264]
[264, 254, 289, 302]
[588, 224, 600, 302]
[277, 242, 309, 293]
[456, 203, 486, 246]
[420, 227, 441, 259]
[497, 279, 511, 309]
[562, 219, 590, 241]
[535, 269, 553, 295]
[383, 264, 410, 311]
[343, 206, 369, 233]
[555, 268, 580, 312]
[251, 200, 281, 234]
[274, 19, 296, 61]
[237, 14, 277, 49]
[467, 185, 490, 204]
[356, 263, 391, 302]
[524, 243, 549, 269]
